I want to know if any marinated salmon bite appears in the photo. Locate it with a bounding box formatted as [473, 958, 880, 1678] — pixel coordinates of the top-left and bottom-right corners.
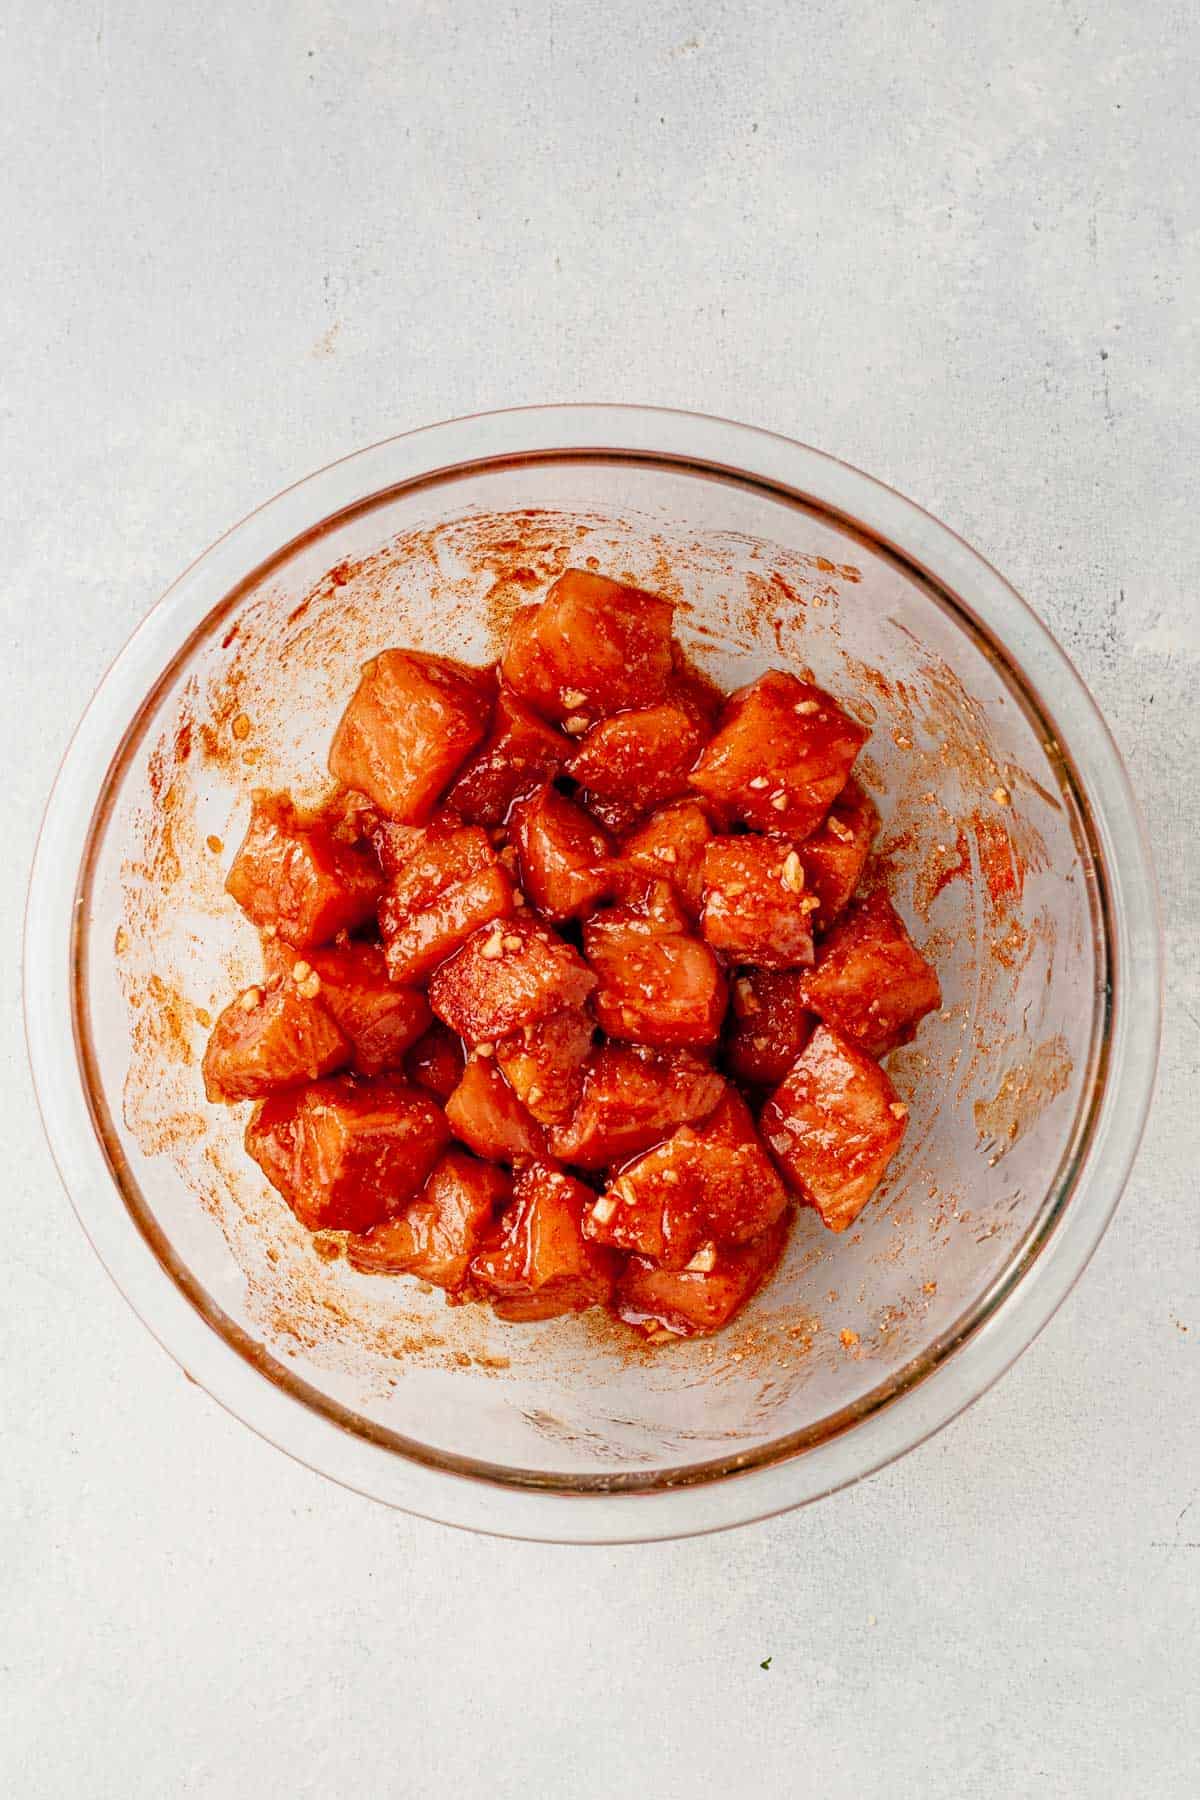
[202, 566, 940, 1340]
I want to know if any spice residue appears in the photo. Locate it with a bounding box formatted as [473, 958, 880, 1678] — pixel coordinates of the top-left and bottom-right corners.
[973, 1035, 1074, 1154]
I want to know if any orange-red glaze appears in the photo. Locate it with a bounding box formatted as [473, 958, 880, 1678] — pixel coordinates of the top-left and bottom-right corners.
[501, 569, 675, 724]
[280, 940, 431, 1077]
[347, 1149, 510, 1291]
[798, 888, 941, 1055]
[470, 1162, 618, 1320]
[225, 790, 383, 949]
[245, 1075, 450, 1234]
[689, 672, 866, 839]
[760, 1024, 908, 1232]
[699, 835, 817, 970]
[329, 649, 494, 822]
[586, 1088, 788, 1268]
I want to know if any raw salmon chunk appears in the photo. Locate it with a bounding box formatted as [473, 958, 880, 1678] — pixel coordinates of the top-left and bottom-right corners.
[760, 1024, 908, 1232]
[444, 1054, 546, 1164]
[202, 979, 350, 1103]
[795, 777, 879, 931]
[429, 914, 596, 1043]
[511, 784, 614, 922]
[274, 940, 430, 1077]
[377, 820, 515, 984]
[798, 888, 941, 1055]
[471, 1162, 618, 1321]
[494, 1009, 595, 1126]
[329, 649, 494, 822]
[225, 790, 383, 949]
[444, 687, 569, 826]
[586, 1088, 788, 1267]
[547, 1044, 725, 1168]
[724, 969, 814, 1089]
[699, 836, 818, 970]
[566, 694, 710, 834]
[245, 1074, 450, 1233]
[619, 800, 714, 920]
[403, 1020, 466, 1101]
[689, 672, 867, 839]
[615, 1216, 789, 1337]
[347, 1149, 510, 1291]
[584, 905, 726, 1050]
[501, 569, 675, 724]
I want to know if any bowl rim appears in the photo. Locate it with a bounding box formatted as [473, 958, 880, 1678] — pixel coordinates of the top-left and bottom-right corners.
[24, 403, 1161, 1543]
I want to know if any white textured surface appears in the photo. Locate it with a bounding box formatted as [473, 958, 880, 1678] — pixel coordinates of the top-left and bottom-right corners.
[3, 4, 1197, 1795]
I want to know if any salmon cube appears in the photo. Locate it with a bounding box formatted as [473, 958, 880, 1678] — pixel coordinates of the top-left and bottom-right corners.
[586, 1088, 788, 1267]
[445, 1055, 546, 1164]
[404, 1021, 466, 1102]
[225, 790, 383, 949]
[268, 940, 431, 1077]
[471, 1162, 618, 1321]
[444, 687, 570, 826]
[689, 672, 867, 839]
[501, 569, 675, 724]
[615, 1216, 789, 1338]
[429, 915, 596, 1043]
[202, 980, 350, 1103]
[699, 836, 818, 970]
[583, 907, 726, 1050]
[682, 1088, 790, 1242]
[547, 1044, 725, 1168]
[377, 821, 515, 984]
[566, 694, 710, 834]
[346, 1149, 510, 1291]
[328, 649, 494, 822]
[796, 777, 879, 931]
[619, 800, 714, 919]
[511, 785, 614, 921]
[760, 1025, 908, 1231]
[494, 1009, 595, 1126]
[605, 869, 694, 933]
[245, 1074, 451, 1233]
[369, 816, 429, 878]
[724, 970, 814, 1088]
[375, 813, 485, 885]
[798, 888, 941, 1055]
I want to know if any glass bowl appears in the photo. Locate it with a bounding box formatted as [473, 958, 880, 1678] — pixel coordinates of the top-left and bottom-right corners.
[24, 405, 1160, 1542]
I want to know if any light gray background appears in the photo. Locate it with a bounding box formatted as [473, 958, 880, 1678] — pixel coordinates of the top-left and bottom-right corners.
[3, 4, 1197, 1796]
